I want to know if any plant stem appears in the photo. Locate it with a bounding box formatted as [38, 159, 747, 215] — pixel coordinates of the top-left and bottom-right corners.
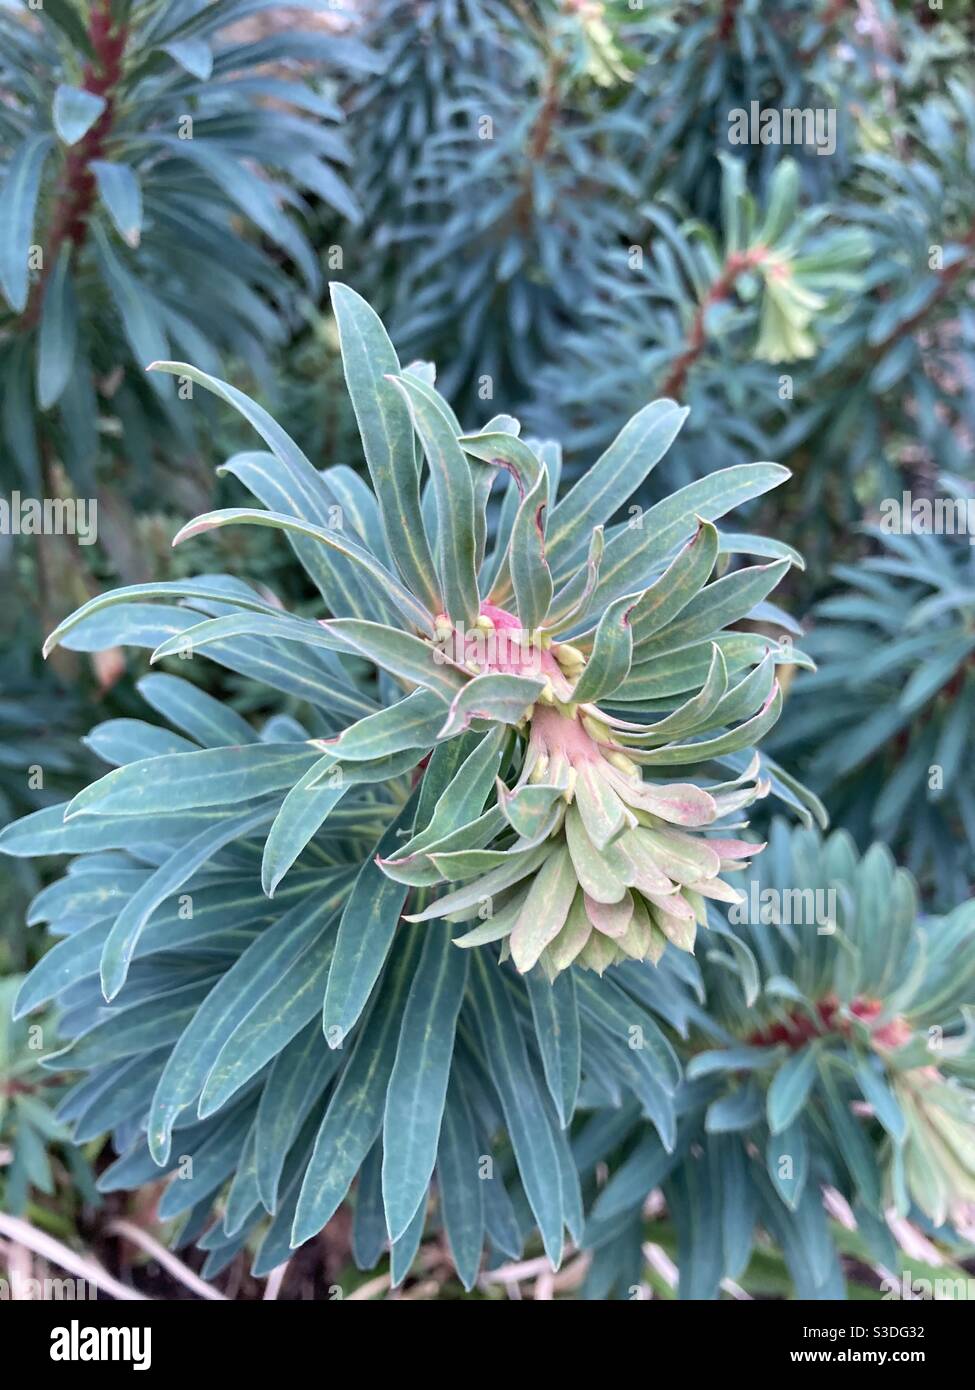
[514, 49, 566, 234]
[22, 0, 128, 329]
[872, 218, 975, 359]
[660, 246, 768, 399]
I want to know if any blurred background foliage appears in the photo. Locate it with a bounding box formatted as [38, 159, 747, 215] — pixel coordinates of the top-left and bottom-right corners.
[0, 0, 974, 1298]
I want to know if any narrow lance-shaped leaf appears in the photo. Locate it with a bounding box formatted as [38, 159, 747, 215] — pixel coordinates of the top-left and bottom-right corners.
[635, 683, 783, 766]
[314, 688, 446, 763]
[509, 844, 578, 974]
[198, 916, 341, 1118]
[405, 840, 553, 923]
[767, 1122, 808, 1211]
[322, 794, 420, 1045]
[148, 612, 346, 673]
[65, 744, 324, 819]
[458, 430, 542, 492]
[382, 926, 469, 1241]
[509, 470, 553, 632]
[390, 728, 507, 866]
[292, 927, 424, 1246]
[261, 758, 349, 898]
[36, 247, 77, 409]
[170, 507, 431, 635]
[217, 450, 396, 624]
[469, 953, 565, 1268]
[41, 581, 280, 658]
[635, 559, 791, 660]
[330, 282, 441, 613]
[628, 519, 719, 646]
[767, 1046, 820, 1135]
[438, 673, 544, 738]
[525, 969, 581, 1128]
[545, 526, 605, 633]
[147, 360, 434, 632]
[389, 372, 480, 625]
[546, 399, 688, 574]
[460, 431, 543, 603]
[145, 885, 348, 1165]
[320, 618, 468, 702]
[0, 133, 54, 312]
[570, 595, 636, 705]
[100, 803, 274, 1001]
[90, 160, 143, 246]
[585, 463, 791, 607]
[437, 1079, 485, 1291]
[497, 781, 566, 840]
[136, 672, 257, 747]
[621, 645, 729, 747]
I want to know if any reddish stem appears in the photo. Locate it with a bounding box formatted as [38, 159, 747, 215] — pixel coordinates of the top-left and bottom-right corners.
[747, 993, 910, 1052]
[659, 246, 768, 400]
[514, 51, 565, 235]
[22, 0, 128, 328]
[0, 1079, 34, 1097]
[871, 219, 975, 360]
[716, 0, 739, 43]
[797, 0, 850, 65]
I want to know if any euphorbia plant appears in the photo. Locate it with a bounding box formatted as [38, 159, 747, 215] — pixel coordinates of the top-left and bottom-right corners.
[0, 0, 376, 495]
[579, 822, 975, 1300]
[336, 0, 647, 413]
[0, 976, 96, 1218]
[1, 287, 813, 1287]
[768, 514, 975, 908]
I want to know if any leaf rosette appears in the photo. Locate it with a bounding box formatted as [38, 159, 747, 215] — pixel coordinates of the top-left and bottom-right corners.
[1, 286, 816, 1282]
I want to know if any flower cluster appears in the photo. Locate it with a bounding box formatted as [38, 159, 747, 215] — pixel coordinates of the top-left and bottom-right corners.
[400, 603, 770, 976]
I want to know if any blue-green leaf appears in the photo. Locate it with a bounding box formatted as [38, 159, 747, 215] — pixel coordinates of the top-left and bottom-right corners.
[470, 954, 564, 1267]
[510, 470, 553, 631]
[330, 283, 440, 612]
[525, 969, 581, 1128]
[438, 673, 543, 738]
[389, 372, 480, 625]
[547, 399, 688, 574]
[100, 803, 274, 1000]
[36, 246, 77, 409]
[767, 1120, 808, 1210]
[322, 795, 419, 1045]
[66, 744, 321, 818]
[53, 85, 106, 144]
[292, 928, 423, 1246]
[767, 1045, 819, 1135]
[90, 160, 143, 246]
[0, 134, 54, 312]
[382, 926, 469, 1240]
[436, 1079, 484, 1290]
[570, 595, 636, 704]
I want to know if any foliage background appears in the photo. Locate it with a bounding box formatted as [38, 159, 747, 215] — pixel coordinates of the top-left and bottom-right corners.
[1, 0, 974, 1300]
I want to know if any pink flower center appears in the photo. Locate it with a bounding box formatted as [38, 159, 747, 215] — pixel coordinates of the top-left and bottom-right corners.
[435, 602, 567, 684]
[529, 701, 602, 766]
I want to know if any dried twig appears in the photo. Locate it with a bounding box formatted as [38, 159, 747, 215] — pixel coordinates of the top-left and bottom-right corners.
[346, 1271, 393, 1301]
[0, 1211, 146, 1301]
[107, 1219, 226, 1301]
[263, 1261, 289, 1301]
